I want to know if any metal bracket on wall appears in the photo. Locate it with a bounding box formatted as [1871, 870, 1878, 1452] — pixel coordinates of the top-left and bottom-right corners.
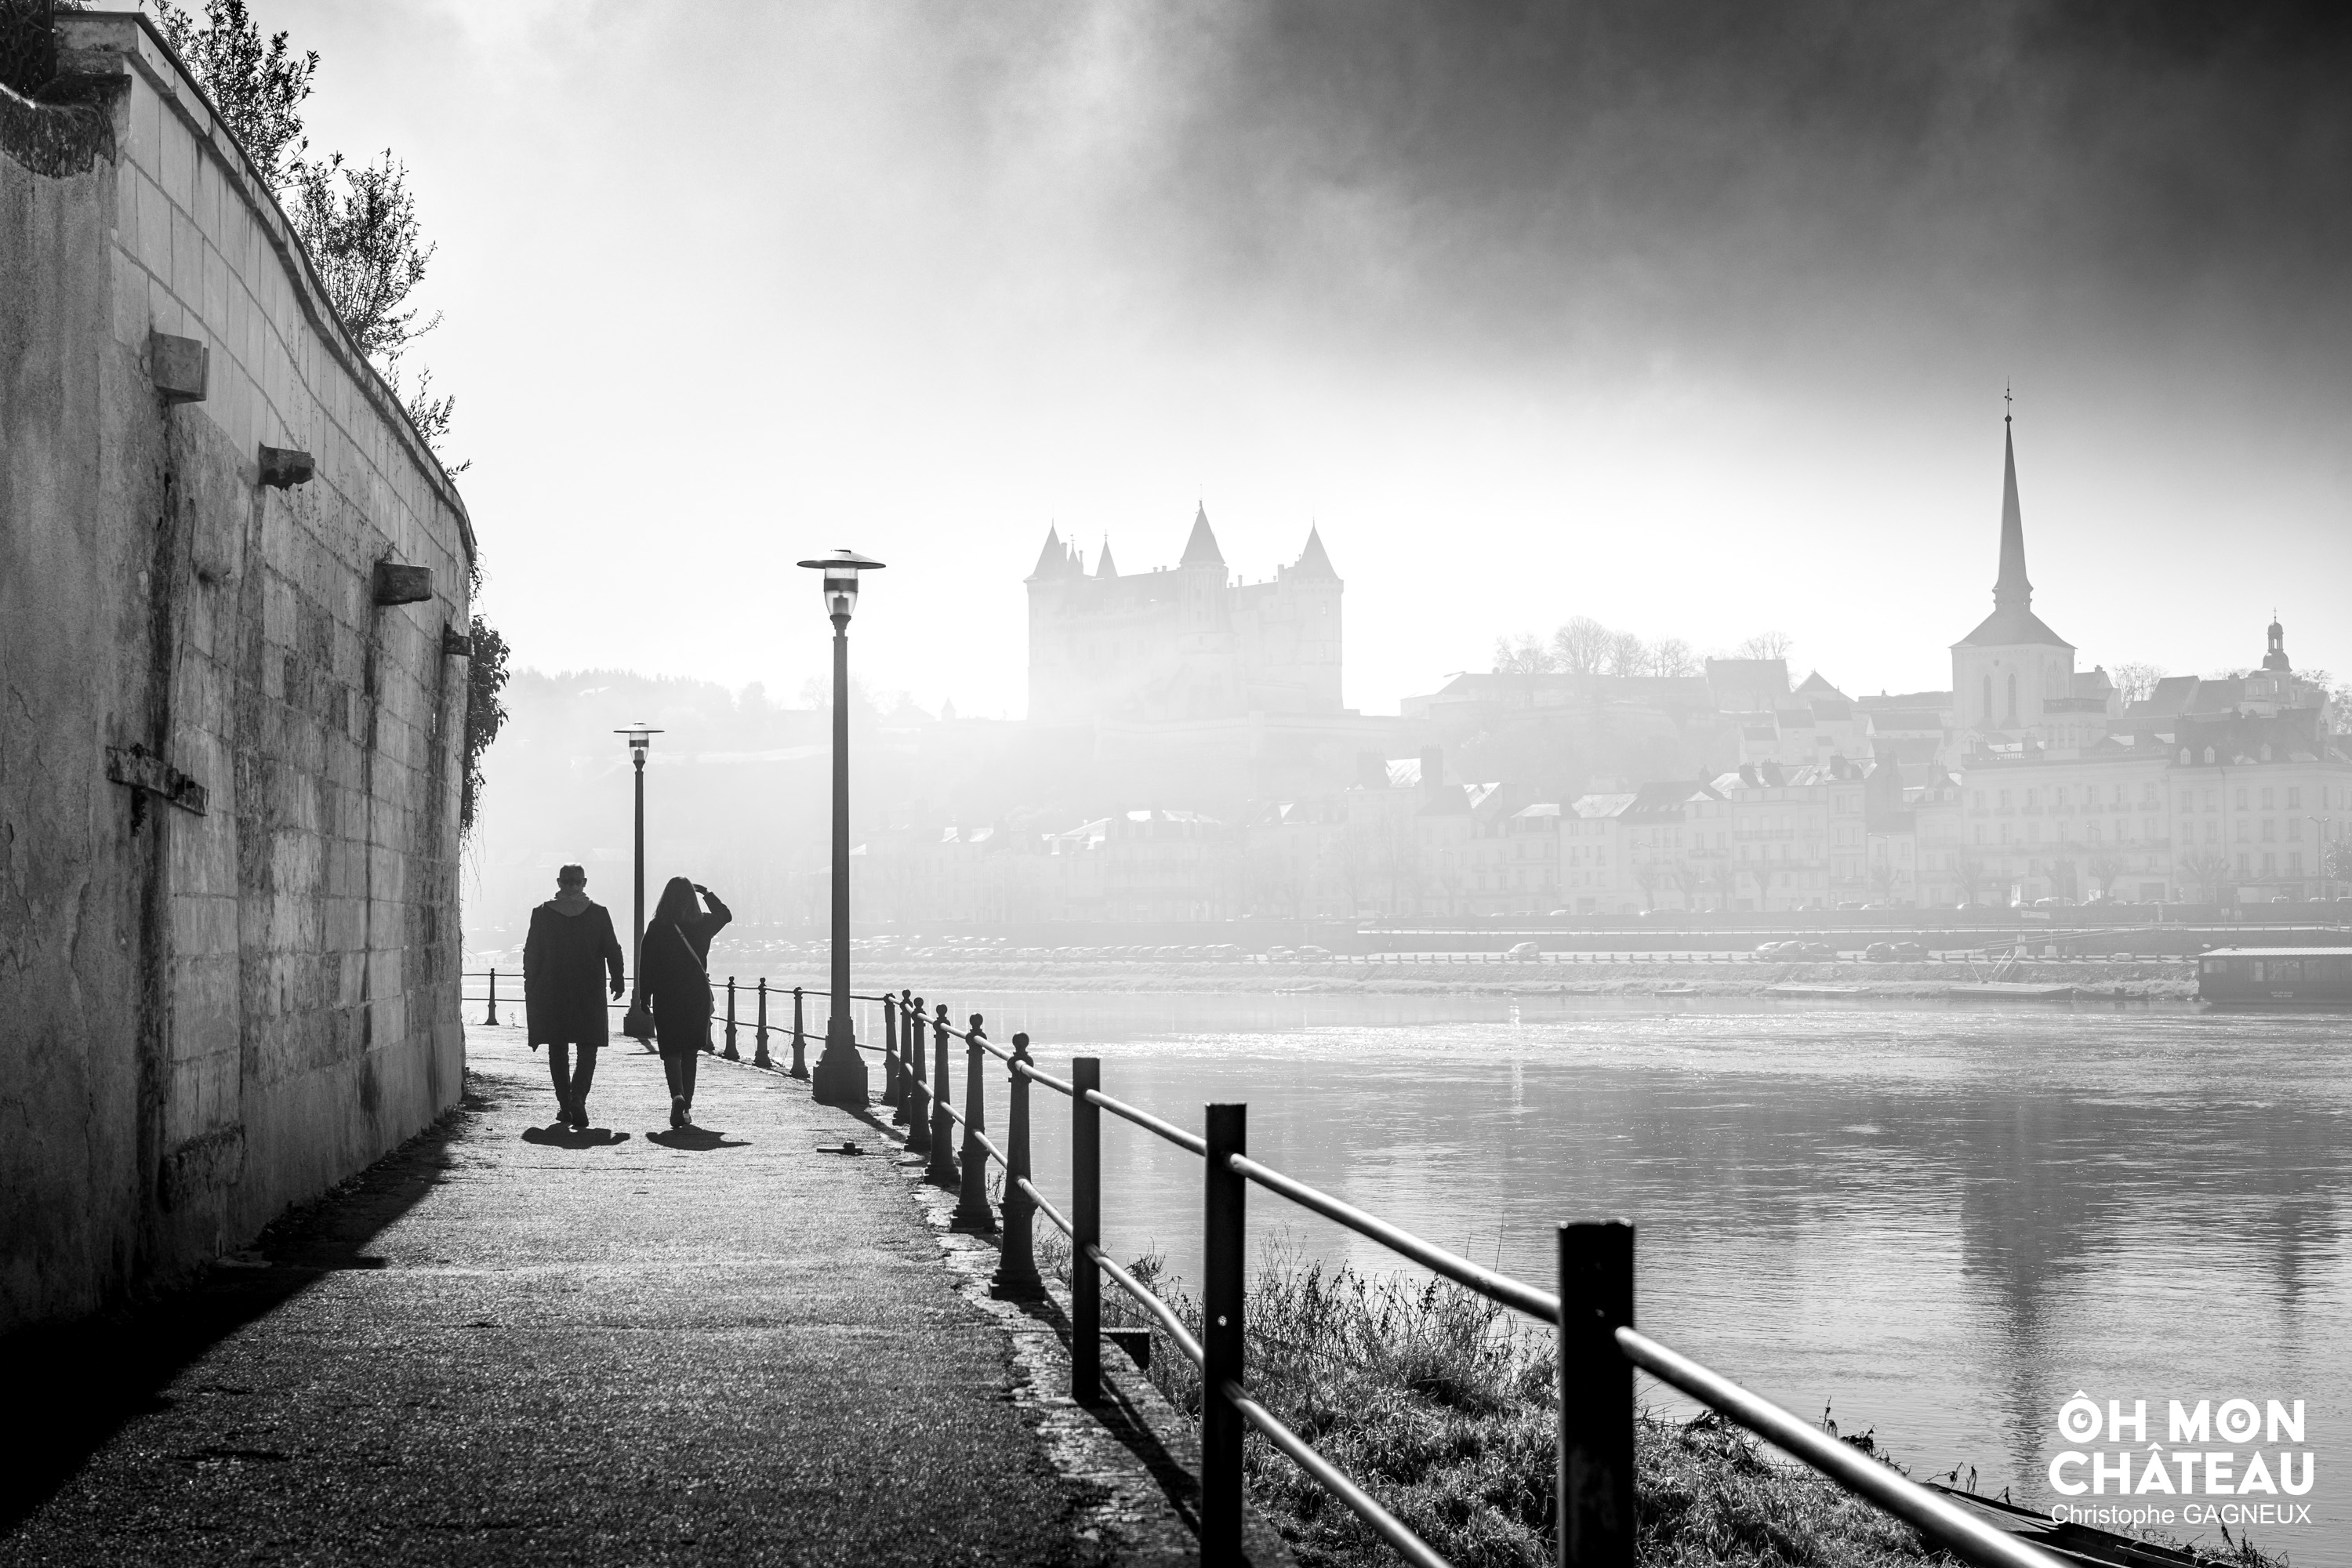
[105, 744, 209, 815]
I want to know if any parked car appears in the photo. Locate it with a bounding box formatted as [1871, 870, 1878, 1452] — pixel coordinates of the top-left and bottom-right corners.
[1267, 946, 1296, 961]
[1506, 941, 1541, 960]
[1296, 945, 1334, 961]
[1864, 941, 1926, 962]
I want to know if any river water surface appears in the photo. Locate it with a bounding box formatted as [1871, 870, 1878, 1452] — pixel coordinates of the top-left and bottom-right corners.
[913, 991, 2347, 1562]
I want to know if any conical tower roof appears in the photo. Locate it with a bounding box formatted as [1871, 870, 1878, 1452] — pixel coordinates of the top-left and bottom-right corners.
[1955, 417, 2071, 649]
[1026, 525, 1073, 583]
[1096, 538, 1119, 578]
[1290, 524, 1338, 579]
[1179, 503, 1225, 568]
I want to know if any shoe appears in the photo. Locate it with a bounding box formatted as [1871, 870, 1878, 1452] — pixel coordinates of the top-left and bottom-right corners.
[670, 1094, 687, 1129]
[569, 1103, 590, 1130]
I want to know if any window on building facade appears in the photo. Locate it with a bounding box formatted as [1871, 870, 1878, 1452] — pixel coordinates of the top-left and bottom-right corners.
[2288, 786, 2302, 809]
[2262, 787, 2275, 809]
[2289, 818, 2302, 841]
[2236, 789, 2249, 810]
[2290, 851, 2303, 874]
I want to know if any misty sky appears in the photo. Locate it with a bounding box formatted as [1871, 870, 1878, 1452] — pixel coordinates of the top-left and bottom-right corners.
[257, 0, 2352, 715]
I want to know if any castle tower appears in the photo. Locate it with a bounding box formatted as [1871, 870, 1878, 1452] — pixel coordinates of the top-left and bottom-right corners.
[1950, 414, 2074, 735]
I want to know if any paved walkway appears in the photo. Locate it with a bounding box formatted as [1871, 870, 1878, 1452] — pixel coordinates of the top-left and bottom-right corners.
[0, 1026, 1217, 1566]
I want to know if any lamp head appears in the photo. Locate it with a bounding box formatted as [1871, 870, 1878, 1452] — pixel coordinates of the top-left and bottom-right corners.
[797, 547, 886, 622]
[614, 723, 662, 757]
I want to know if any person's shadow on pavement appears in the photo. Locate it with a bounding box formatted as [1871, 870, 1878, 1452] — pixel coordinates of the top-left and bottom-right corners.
[521, 1125, 633, 1148]
[647, 1127, 748, 1150]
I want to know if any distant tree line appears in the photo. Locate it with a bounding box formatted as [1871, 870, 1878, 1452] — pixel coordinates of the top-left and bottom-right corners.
[1490, 619, 1793, 679]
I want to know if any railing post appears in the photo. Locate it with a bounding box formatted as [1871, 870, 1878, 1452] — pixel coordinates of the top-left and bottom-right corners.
[1072, 1055, 1101, 1405]
[722, 976, 740, 1060]
[753, 978, 772, 1069]
[991, 1032, 1041, 1297]
[903, 996, 931, 1153]
[789, 985, 809, 1079]
[925, 1004, 959, 1187]
[1557, 1220, 1635, 1568]
[1202, 1102, 1247, 1567]
[953, 1015, 996, 1230]
[880, 991, 902, 1108]
[892, 989, 915, 1125]
[484, 967, 499, 1027]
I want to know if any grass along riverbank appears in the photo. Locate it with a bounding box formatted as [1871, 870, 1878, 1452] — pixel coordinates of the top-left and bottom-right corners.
[1035, 1238, 2280, 1568]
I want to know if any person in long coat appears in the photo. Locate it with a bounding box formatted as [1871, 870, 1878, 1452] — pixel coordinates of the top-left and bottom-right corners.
[523, 864, 626, 1127]
[638, 876, 732, 1127]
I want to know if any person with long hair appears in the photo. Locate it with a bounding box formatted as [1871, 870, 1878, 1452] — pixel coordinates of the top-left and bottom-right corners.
[522, 864, 626, 1127]
[638, 877, 732, 1127]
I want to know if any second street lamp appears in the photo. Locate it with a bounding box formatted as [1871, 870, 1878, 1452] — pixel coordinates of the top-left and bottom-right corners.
[797, 547, 884, 1107]
[615, 723, 662, 1045]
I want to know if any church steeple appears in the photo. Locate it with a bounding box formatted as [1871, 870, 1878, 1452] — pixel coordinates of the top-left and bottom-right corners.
[1994, 416, 2031, 613]
[1954, 410, 2070, 651]
[1095, 537, 1119, 579]
[1179, 503, 1225, 569]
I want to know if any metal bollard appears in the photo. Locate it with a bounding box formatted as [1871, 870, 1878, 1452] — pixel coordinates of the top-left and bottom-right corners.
[722, 977, 740, 1060]
[485, 967, 500, 1027]
[1557, 1220, 1635, 1568]
[1202, 1103, 1247, 1566]
[991, 1032, 1041, 1298]
[902, 995, 931, 1152]
[892, 989, 916, 1126]
[925, 1004, 959, 1187]
[953, 1016, 996, 1231]
[1072, 1056, 1101, 1405]
[789, 985, 809, 1079]
[880, 992, 902, 1109]
[753, 978, 772, 1069]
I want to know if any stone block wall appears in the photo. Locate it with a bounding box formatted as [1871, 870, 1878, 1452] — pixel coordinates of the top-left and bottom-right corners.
[0, 12, 474, 1330]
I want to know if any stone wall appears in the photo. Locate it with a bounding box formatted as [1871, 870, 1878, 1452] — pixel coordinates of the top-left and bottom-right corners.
[0, 12, 474, 1330]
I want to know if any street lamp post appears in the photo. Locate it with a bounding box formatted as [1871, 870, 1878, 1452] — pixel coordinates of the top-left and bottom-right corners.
[615, 724, 662, 1044]
[797, 548, 885, 1106]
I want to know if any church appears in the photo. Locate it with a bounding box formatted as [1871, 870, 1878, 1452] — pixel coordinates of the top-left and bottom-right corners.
[1025, 506, 1343, 724]
[1946, 416, 2121, 750]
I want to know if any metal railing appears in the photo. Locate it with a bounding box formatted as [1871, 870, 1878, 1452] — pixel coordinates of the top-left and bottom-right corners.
[841, 988, 2066, 1568]
[454, 968, 2074, 1566]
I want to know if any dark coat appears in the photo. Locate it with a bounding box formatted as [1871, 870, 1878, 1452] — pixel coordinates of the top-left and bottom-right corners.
[524, 899, 625, 1046]
[639, 893, 732, 1038]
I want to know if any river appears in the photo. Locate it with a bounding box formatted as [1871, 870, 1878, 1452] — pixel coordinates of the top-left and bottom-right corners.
[895, 990, 2347, 1563]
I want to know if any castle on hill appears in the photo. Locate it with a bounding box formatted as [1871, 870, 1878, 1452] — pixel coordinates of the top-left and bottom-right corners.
[1025, 506, 1344, 724]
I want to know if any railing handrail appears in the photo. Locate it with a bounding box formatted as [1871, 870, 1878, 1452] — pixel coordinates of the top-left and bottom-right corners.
[1224, 1152, 1561, 1326]
[866, 985, 2067, 1568]
[1082, 1087, 1207, 1156]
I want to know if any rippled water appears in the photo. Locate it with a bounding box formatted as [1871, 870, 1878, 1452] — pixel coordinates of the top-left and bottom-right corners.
[913, 991, 2350, 1562]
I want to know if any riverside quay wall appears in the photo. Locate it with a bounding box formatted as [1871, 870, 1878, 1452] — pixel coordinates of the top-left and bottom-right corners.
[0, 13, 474, 1329]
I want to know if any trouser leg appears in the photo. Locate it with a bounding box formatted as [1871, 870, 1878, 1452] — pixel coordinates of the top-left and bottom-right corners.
[547, 1042, 573, 1115]
[571, 1044, 599, 1119]
[678, 1045, 699, 1108]
[659, 1048, 684, 1101]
